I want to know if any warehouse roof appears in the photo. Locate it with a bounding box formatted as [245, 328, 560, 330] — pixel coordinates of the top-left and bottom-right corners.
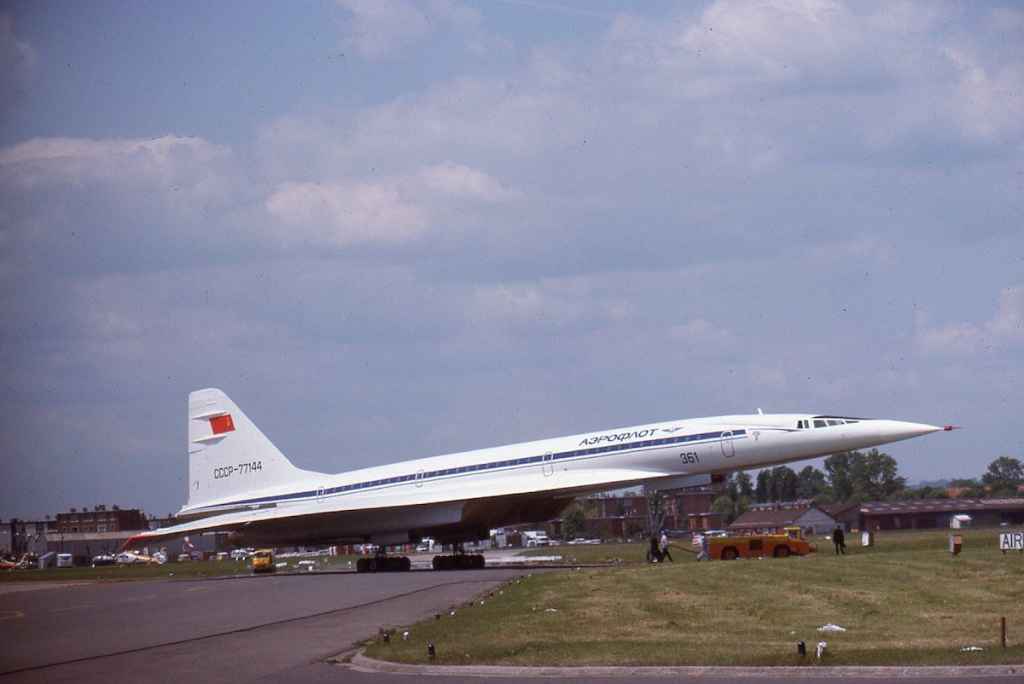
[859, 498, 1024, 514]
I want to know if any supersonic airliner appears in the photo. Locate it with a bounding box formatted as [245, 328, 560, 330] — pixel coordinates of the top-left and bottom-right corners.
[126, 388, 950, 568]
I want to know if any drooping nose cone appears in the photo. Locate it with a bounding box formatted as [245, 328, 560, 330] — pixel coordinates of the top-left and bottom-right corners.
[871, 420, 945, 443]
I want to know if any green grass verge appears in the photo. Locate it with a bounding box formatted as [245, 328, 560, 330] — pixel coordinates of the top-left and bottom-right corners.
[0, 554, 363, 582]
[366, 529, 1024, 666]
[519, 542, 654, 564]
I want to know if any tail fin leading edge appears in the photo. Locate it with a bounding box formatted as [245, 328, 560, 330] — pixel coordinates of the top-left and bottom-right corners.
[185, 388, 318, 514]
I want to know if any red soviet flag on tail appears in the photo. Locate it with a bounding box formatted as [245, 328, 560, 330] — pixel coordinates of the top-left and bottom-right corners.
[210, 414, 235, 434]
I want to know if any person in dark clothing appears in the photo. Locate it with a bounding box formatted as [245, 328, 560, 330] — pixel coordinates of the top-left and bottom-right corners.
[832, 524, 846, 555]
[648, 535, 663, 563]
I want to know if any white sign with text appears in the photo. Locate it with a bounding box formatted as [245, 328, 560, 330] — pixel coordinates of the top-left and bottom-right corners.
[999, 531, 1024, 551]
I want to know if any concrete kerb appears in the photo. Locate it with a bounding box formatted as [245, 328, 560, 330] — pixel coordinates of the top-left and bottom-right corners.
[342, 651, 1022, 679]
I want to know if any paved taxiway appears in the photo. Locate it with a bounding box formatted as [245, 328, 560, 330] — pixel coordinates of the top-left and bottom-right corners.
[1, 569, 526, 683]
[3, 569, 1020, 684]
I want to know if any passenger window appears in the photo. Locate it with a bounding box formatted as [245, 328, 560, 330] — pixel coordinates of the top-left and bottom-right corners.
[813, 419, 827, 428]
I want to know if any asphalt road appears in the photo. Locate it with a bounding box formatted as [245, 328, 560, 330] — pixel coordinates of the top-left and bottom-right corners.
[0, 568, 524, 683]
[2, 568, 1020, 683]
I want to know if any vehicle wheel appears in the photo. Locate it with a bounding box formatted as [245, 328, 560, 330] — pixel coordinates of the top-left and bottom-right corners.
[721, 547, 738, 561]
[774, 546, 791, 558]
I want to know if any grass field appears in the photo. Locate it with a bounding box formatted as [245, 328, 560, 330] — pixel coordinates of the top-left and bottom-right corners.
[0, 554, 363, 582]
[366, 528, 1024, 666]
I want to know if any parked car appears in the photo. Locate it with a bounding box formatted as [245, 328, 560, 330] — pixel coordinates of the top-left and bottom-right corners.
[91, 554, 116, 567]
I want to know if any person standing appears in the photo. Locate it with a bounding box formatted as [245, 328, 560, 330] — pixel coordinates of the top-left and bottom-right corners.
[648, 534, 662, 563]
[832, 524, 846, 555]
[660, 530, 674, 562]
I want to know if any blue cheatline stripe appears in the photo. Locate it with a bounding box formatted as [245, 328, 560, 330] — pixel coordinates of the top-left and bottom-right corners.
[212, 429, 748, 510]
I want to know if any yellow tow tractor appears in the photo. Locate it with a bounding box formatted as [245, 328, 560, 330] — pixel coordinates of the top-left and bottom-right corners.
[707, 526, 816, 560]
[251, 549, 276, 574]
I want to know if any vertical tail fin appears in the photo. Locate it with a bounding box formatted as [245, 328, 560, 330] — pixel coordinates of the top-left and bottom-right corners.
[184, 388, 320, 515]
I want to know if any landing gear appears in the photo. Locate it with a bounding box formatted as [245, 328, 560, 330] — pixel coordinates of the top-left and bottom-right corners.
[355, 548, 411, 573]
[431, 543, 485, 570]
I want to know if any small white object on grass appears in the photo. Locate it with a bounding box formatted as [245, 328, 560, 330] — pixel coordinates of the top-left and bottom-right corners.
[960, 646, 984, 652]
[818, 623, 847, 632]
[816, 641, 827, 658]
[402, 631, 409, 641]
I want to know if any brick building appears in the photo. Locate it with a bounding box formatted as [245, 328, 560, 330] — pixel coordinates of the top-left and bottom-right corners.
[55, 506, 146, 534]
[553, 487, 722, 540]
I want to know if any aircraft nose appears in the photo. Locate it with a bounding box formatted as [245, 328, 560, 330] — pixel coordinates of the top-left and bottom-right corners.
[871, 420, 945, 442]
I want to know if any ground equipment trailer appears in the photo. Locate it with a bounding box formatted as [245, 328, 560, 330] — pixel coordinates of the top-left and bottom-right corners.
[708, 526, 816, 560]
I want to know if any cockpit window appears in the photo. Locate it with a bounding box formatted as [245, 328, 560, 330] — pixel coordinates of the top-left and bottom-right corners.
[827, 419, 842, 426]
[813, 419, 827, 428]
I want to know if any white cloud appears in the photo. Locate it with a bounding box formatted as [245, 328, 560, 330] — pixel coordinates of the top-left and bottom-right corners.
[336, 0, 483, 60]
[419, 162, 518, 202]
[0, 135, 232, 200]
[468, 278, 628, 328]
[669, 318, 738, 351]
[918, 286, 1024, 355]
[265, 180, 427, 246]
[0, 13, 34, 102]
[944, 47, 1024, 143]
[336, 0, 430, 59]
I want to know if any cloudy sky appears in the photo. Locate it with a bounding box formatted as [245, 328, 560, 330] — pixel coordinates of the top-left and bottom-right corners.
[1, 0, 1021, 519]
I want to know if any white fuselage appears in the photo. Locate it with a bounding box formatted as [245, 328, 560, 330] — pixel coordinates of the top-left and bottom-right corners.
[165, 412, 942, 546]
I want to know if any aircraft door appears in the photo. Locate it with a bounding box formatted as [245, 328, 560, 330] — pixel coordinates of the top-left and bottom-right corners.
[720, 431, 735, 458]
[316, 485, 327, 502]
[542, 452, 554, 477]
[415, 469, 424, 487]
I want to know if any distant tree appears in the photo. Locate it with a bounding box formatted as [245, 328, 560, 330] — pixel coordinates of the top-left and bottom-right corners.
[755, 470, 770, 502]
[711, 494, 749, 525]
[643, 485, 668, 537]
[796, 466, 829, 499]
[825, 452, 855, 502]
[735, 471, 754, 499]
[766, 466, 799, 501]
[725, 473, 740, 501]
[899, 486, 948, 500]
[981, 456, 1024, 496]
[855, 449, 907, 501]
[825, 449, 906, 502]
[560, 502, 586, 541]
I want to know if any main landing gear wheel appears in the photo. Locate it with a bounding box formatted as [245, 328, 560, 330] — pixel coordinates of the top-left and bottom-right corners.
[431, 554, 485, 570]
[356, 556, 411, 573]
